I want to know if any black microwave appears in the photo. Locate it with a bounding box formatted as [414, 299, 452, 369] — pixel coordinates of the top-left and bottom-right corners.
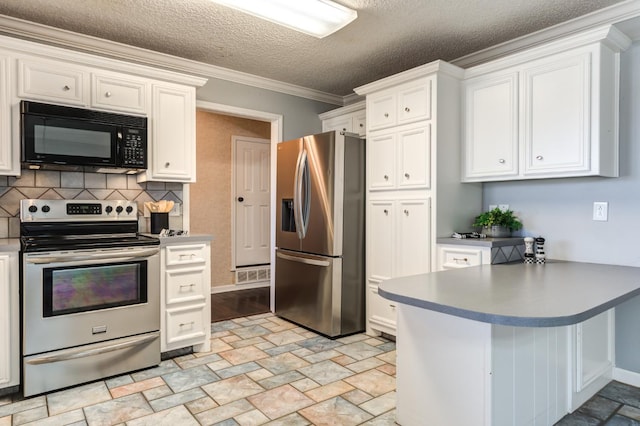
[21, 101, 147, 174]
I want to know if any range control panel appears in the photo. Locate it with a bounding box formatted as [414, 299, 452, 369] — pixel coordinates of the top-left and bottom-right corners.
[20, 199, 138, 222]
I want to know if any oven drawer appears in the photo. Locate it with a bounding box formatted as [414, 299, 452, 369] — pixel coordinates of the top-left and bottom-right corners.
[165, 244, 207, 266]
[165, 304, 207, 349]
[165, 266, 206, 305]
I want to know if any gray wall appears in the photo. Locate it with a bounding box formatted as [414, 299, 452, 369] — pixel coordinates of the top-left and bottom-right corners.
[197, 77, 338, 140]
[483, 41, 640, 372]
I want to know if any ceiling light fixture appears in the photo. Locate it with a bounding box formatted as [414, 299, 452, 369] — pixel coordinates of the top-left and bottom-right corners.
[211, 0, 357, 38]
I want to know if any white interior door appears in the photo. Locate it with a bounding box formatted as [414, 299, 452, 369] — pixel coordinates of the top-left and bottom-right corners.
[233, 136, 271, 267]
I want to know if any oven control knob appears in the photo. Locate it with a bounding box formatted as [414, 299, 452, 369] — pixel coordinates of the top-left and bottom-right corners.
[116, 206, 124, 214]
[28, 205, 38, 213]
[41, 205, 50, 213]
[105, 206, 113, 214]
[126, 206, 134, 214]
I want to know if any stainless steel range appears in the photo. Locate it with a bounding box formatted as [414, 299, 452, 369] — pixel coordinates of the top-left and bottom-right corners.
[20, 199, 160, 397]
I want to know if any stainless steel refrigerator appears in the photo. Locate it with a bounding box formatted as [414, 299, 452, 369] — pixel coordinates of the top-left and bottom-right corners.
[275, 131, 365, 337]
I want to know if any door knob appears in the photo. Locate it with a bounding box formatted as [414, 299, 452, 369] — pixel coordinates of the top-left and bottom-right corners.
[238, 197, 244, 202]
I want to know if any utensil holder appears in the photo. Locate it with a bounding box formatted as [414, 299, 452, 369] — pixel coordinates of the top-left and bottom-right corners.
[150, 212, 169, 234]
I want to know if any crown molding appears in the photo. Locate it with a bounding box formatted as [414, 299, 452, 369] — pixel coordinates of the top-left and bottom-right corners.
[0, 14, 344, 106]
[452, 0, 640, 69]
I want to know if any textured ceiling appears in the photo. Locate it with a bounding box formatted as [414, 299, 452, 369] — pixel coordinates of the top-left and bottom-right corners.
[0, 0, 629, 96]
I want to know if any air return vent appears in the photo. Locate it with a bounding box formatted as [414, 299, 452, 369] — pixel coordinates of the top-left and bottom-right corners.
[236, 266, 270, 284]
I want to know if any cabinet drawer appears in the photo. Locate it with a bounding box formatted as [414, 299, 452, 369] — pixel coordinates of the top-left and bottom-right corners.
[165, 266, 206, 305]
[165, 304, 207, 345]
[92, 74, 147, 114]
[165, 244, 207, 266]
[440, 247, 483, 269]
[18, 59, 88, 105]
[368, 282, 397, 334]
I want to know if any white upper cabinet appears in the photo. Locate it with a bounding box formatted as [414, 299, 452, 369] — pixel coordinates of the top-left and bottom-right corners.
[462, 26, 631, 182]
[139, 83, 196, 183]
[18, 58, 89, 106]
[367, 77, 432, 131]
[319, 101, 366, 137]
[0, 54, 17, 176]
[463, 72, 519, 179]
[91, 72, 148, 114]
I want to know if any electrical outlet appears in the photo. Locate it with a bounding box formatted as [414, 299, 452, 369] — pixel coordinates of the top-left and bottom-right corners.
[489, 204, 497, 210]
[593, 202, 608, 221]
[498, 204, 510, 211]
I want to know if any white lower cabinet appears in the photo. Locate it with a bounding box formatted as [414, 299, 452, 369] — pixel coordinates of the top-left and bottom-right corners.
[0, 252, 19, 392]
[367, 198, 430, 335]
[160, 239, 211, 353]
[437, 245, 485, 270]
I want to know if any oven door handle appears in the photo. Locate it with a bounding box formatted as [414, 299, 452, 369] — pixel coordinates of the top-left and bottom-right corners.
[25, 248, 160, 264]
[25, 332, 159, 365]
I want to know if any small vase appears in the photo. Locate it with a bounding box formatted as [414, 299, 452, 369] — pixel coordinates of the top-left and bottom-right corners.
[482, 225, 511, 238]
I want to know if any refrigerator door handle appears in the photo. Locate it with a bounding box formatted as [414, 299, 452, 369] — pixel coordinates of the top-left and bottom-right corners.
[276, 251, 330, 267]
[294, 149, 310, 239]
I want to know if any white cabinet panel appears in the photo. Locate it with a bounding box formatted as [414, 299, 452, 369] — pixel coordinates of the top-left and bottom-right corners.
[18, 58, 89, 106]
[396, 199, 430, 276]
[368, 132, 396, 190]
[92, 73, 148, 114]
[463, 73, 519, 179]
[398, 124, 430, 189]
[143, 83, 196, 182]
[0, 252, 19, 391]
[368, 92, 396, 131]
[0, 55, 17, 176]
[523, 53, 590, 175]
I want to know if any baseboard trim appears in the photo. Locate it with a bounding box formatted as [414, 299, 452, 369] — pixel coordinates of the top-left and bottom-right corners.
[211, 282, 270, 294]
[613, 367, 640, 387]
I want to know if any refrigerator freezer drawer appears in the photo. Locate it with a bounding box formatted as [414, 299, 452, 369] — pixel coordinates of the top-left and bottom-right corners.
[275, 249, 364, 337]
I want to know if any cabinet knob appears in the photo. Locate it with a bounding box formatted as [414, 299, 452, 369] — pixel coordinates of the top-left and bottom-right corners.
[238, 196, 244, 202]
[383, 209, 388, 215]
[62, 85, 70, 91]
[383, 174, 389, 180]
[536, 155, 543, 160]
[342, 128, 347, 131]
[105, 91, 112, 98]
[165, 162, 170, 168]
[384, 113, 389, 118]
[404, 107, 410, 112]
[404, 209, 409, 215]
[498, 158, 505, 164]
[404, 172, 410, 179]
[359, 123, 364, 128]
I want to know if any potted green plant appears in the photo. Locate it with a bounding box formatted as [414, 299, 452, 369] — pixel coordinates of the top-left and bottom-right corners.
[472, 207, 523, 237]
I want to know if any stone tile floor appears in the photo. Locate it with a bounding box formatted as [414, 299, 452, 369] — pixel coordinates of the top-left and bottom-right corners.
[3, 312, 640, 425]
[0, 313, 397, 425]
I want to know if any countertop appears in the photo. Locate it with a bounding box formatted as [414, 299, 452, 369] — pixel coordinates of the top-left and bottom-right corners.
[379, 261, 640, 327]
[140, 233, 213, 246]
[0, 238, 20, 252]
[436, 236, 524, 247]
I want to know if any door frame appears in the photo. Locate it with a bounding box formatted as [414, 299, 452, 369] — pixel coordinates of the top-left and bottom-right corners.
[193, 100, 283, 312]
[231, 135, 271, 271]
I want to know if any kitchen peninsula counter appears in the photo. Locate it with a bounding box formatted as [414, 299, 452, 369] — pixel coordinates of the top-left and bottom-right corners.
[380, 261, 640, 426]
[379, 261, 640, 327]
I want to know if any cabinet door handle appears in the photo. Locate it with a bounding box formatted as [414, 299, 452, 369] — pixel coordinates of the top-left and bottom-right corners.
[179, 321, 195, 328]
[179, 284, 196, 290]
[404, 107, 410, 112]
[179, 253, 196, 260]
[62, 85, 70, 91]
[453, 257, 468, 262]
[536, 155, 543, 160]
[498, 158, 505, 164]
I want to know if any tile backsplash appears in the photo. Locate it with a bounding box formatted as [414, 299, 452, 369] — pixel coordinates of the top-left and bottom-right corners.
[0, 169, 183, 238]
